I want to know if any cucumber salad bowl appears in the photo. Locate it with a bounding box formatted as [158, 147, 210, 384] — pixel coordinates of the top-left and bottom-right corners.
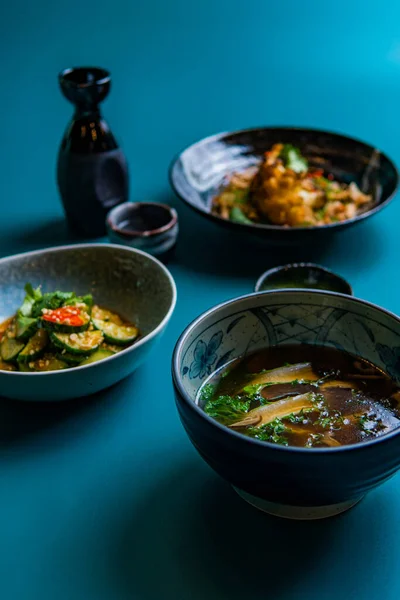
[0, 244, 176, 401]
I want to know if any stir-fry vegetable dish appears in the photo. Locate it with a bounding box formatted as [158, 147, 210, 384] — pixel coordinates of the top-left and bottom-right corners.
[0, 284, 139, 372]
[212, 143, 372, 227]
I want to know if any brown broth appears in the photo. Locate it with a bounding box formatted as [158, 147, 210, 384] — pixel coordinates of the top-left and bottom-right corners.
[200, 345, 400, 448]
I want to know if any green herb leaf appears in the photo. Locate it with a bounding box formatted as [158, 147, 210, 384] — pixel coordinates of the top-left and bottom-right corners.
[204, 394, 251, 426]
[284, 408, 314, 424]
[233, 189, 250, 205]
[242, 383, 265, 397]
[64, 294, 93, 311]
[306, 433, 324, 447]
[358, 413, 387, 435]
[31, 291, 76, 317]
[247, 418, 289, 445]
[199, 384, 216, 405]
[279, 144, 308, 173]
[18, 283, 42, 317]
[230, 206, 254, 225]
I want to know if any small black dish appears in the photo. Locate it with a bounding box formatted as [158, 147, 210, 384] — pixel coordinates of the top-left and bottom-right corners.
[255, 263, 353, 295]
[106, 202, 179, 259]
[169, 126, 398, 246]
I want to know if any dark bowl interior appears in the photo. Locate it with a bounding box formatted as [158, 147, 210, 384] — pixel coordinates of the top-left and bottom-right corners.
[255, 263, 353, 295]
[107, 202, 176, 236]
[170, 127, 399, 245]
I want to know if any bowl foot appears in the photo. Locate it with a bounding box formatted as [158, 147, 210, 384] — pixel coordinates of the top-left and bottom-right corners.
[233, 487, 364, 520]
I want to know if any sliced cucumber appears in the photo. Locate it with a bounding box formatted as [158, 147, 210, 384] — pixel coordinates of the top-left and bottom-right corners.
[50, 330, 103, 355]
[56, 351, 87, 366]
[103, 343, 123, 354]
[41, 309, 90, 334]
[1, 337, 25, 362]
[16, 316, 38, 341]
[92, 305, 124, 325]
[30, 355, 68, 372]
[0, 360, 17, 371]
[92, 318, 139, 345]
[18, 356, 67, 372]
[80, 348, 114, 365]
[17, 329, 49, 363]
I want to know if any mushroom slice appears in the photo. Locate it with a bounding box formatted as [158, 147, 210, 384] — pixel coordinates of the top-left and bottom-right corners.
[320, 380, 359, 390]
[322, 434, 341, 447]
[230, 393, 315, 429]
[242, 362, 319, 391]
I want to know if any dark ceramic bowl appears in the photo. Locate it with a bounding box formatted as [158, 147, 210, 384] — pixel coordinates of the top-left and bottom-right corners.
[0, 244, 176, 401]
[172, 290, 400, 519]
[169, 126, 398, 245]
[255, 263, 352, 295]
[106, 202, 179, 258]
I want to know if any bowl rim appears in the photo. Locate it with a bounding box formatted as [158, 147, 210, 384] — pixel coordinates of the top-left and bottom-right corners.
[0, 243, 177, 377]
[169, 125, 399, 234]
[172, 288, 400, 454]
[254, 262, 353, 295]
[106, 202, 178, 238]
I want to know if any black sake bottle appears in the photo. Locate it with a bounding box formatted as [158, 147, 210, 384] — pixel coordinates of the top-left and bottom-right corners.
[57, 67, 129, 237]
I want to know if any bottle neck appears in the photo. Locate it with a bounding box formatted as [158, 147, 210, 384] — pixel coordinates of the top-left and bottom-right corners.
[74, 105, 101, 118]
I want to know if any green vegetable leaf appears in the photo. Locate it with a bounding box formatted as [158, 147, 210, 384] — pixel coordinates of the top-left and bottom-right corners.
[242, 383, 265, 397]
[18, 283, 42, 317]
[247, 418, 289, 445]
[280, 144, 308, 173]
[233, 189, 250, 205]
[305, 433, 324, 448]
[230, 206, 253, 225]
[199, 384, 216, 405]
[64, 294, 93, 311]
[204, 394, 251, 426]
[31, 291, 76, 317]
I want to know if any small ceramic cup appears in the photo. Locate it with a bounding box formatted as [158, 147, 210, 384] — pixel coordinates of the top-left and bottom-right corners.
[255, 263, 353, 295]
[106, 202, 179, 258]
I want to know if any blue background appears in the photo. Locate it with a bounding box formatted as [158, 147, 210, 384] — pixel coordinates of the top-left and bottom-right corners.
[1, 1, 400, 598]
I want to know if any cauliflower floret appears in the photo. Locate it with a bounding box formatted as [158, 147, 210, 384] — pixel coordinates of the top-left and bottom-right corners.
[250, 156, 323, 226]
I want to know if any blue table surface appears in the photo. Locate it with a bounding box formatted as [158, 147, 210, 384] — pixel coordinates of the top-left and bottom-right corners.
[2, 1, 400, 598]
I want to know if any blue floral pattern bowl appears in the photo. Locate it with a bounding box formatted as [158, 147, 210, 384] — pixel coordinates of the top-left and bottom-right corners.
[0, 244, 177, 401]
[173, 290, 400, 518]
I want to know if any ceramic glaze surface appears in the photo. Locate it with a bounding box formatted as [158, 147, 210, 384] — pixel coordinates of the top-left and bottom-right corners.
[0, 244, 176, 400]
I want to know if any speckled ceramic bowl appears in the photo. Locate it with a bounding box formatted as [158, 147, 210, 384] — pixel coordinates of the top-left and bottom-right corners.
[0, 244, 176, 401]
[172, 290, 400, 519]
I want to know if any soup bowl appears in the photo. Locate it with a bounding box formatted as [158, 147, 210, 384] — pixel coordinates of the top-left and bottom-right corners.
[0, 243, 176, 401]
[172, 290, 400, 519]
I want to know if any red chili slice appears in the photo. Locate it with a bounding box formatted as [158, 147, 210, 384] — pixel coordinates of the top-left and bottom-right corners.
[309, 169, 324, 178]
[42, 306, 85, 326]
